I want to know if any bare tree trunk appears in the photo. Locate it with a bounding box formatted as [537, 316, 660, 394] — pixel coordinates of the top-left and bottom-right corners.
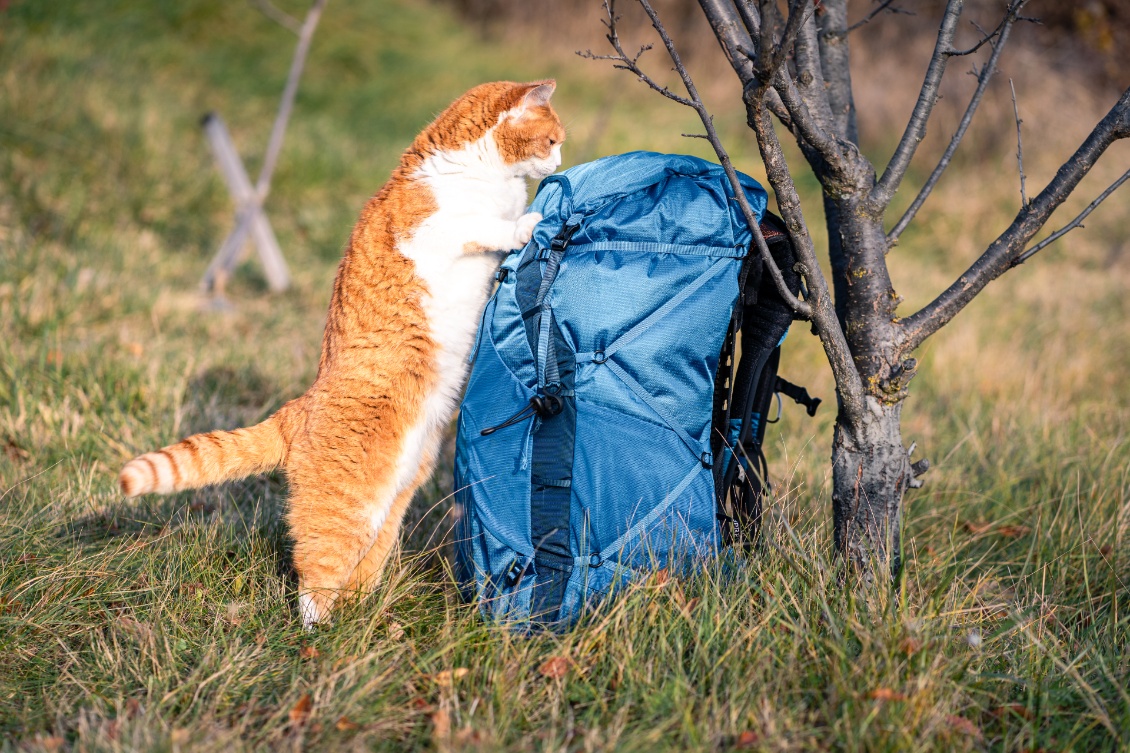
[825, 199, 916, 575]
[832, 400, 910, 577]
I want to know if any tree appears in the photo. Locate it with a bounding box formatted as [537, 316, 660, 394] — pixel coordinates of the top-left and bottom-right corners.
[584, 0, 1130, 577]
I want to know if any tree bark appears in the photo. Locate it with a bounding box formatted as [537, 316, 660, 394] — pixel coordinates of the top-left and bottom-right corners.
[831, 398, 911, 578]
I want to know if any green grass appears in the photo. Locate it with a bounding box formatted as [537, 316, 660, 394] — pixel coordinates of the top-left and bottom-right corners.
[1, 1, 1128, 750]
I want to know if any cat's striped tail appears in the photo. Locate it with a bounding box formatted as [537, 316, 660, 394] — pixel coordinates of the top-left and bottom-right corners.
[119, 400, 301, 497]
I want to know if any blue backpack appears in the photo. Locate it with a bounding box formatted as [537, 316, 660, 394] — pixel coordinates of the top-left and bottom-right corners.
[453, 151, 814, 628]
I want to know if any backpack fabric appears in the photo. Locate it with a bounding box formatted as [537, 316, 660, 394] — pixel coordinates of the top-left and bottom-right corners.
[453, 151, 774, 629]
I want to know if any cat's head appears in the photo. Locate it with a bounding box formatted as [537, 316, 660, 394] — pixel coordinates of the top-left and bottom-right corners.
[416, 80, 566, 179]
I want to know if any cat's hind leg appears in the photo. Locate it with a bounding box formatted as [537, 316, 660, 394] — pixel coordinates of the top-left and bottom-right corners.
[347, 444, 440, 595]
[286, 439, 399, 628]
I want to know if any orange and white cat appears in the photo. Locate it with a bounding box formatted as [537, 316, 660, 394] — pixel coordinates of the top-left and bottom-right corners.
[120, 81, 565, 627]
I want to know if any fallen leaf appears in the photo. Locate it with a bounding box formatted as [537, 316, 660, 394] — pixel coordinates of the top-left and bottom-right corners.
[736, 729, 761, 748]
[997, 525, 1031, 538]
[299, 645, 320, 660]
[963, 521, 992, 535]
[1099, 544, 1113, 558]
[432, 667, 469, 687]
[411, 697, 435, 713]
[335, 715, 361, 732]
[868, 688, 907, 702]
[387, 621, 405, 640]
[899, 637, 923, 655]
[118, 616, 153, 641]
[945, 715, 983, 739]
[538, 656, 570, 679]
[991, 703, 1033, 720]
[35, 735, 65, 752]
[653, 569, 670, 586]
[181, 582, 207, 596]
[3, 439, 29, 463]
[431, 707, 451, 742]
[455, 726, 485, 745]
[288, 694, 312, 726]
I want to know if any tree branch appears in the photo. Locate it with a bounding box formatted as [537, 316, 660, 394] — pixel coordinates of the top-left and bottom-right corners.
[846, 0, 914, 34]
[899, 88, 1130, 353]
[772, 69, 842, 157]
[887, 1, 1023, 245]
[760, 0, 811, 85]
[250, 0, 302, 34]
[816, 0, 859, 144]
[1011, 168, 1130, 267]
[699, 0, 759, 80]
[584, 0, 810, 319]
[1009, 78, 1029, 208]
[747, 100, 867, 423]
[870, 0, 964, 210]
[696, 2, 792, 133]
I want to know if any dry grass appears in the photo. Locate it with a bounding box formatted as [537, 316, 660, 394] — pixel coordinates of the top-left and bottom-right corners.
[1, 1, 1128, 751]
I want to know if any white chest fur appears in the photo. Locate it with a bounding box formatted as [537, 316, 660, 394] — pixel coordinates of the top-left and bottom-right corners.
[385, 134, 531, 501]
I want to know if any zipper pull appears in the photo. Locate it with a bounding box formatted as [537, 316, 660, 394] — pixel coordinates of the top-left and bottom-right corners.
[480, 394, 564, 436]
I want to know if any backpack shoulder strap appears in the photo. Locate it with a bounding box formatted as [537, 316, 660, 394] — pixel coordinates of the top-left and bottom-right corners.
[714, 211, 804, 548]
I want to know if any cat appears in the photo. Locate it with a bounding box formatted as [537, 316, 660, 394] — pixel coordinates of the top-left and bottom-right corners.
[119, 80, 565, 628]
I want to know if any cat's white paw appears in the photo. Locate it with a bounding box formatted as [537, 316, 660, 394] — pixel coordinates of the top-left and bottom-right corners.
[299, 592, 331, 631]
[514, 212, 542, 247]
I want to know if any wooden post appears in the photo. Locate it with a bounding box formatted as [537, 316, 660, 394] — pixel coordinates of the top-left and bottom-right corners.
[201, 113, 290, 292]
[200, 0, 327, 295]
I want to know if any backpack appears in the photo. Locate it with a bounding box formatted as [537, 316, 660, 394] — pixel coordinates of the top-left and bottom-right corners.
[452, 151, 814, 629]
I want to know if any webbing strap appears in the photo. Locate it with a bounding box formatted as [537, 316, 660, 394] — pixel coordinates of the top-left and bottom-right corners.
[535, 212, 584, 390]
[590, 461, 701, 566]
[603, 359, 706, 463]
[575, 256, 731, 365]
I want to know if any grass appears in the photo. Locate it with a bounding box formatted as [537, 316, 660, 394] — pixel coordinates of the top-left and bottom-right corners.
[1, 0, 1128, 750]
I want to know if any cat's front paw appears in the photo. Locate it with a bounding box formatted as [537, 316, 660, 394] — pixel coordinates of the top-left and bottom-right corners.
[514, 212, 542, 248]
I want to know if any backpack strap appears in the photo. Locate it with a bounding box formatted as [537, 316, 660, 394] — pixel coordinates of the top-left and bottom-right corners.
[714, 211, 805, 548]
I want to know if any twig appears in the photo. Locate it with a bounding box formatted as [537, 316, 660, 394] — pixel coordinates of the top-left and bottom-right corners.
[1010, 78, 1029, 208]
[887, 1, 1025, 245]
[899, 87, 1130, 353]
[870, 0, 964, 210]
[846, 0, 914, 34]
[949, 15, 1008, 56]
[250, 0, 302, 34]
[1011, 168, 1130, 266]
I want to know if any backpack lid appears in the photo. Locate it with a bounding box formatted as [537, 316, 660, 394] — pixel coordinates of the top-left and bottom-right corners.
[528, 150, 769, 254]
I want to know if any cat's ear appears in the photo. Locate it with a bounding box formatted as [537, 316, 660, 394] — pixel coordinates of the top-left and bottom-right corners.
[515, 80, 556, 114]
